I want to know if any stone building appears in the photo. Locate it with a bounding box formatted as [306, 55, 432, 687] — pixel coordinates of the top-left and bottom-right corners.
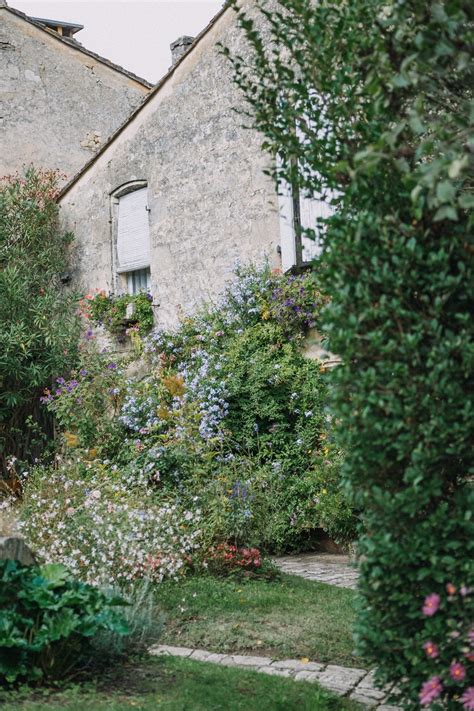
[58, 2, 330, 330]
[0, 1, 152, 179]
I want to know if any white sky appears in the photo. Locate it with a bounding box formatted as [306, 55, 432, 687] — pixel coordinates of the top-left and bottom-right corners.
[11, 1, 225, 83]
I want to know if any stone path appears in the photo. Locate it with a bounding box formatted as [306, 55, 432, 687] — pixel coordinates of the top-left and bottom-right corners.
[149, 645, 401, 709]
[273, 552, 359, 589]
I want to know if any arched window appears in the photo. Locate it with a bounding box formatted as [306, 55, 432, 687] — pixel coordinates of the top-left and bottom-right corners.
[111, 181, 151, 295]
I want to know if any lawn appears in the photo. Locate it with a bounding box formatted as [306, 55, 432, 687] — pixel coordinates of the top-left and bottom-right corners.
[157, 572, 360, 667]
[0, 657, 360, 711]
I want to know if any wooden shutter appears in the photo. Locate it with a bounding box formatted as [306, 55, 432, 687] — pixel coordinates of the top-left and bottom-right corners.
[299, 189, 334, 262]
[116, 188, 150, 273]
[278, 181, 297, 272]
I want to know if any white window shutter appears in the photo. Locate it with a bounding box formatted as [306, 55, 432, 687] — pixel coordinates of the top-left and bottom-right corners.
[116, 188, 151, 273]
[278, 179, 297, 272]
[299, 189, 334, 262]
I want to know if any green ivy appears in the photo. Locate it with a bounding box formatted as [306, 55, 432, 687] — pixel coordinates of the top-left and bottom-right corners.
[89, 291, 154, 338]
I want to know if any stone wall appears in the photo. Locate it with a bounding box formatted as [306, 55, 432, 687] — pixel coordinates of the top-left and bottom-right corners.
[59, 4, 282, 329]
[0, 5, 150, 180]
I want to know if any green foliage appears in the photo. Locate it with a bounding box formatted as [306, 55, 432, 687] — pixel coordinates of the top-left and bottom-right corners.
[88, 290, 154, 338]
[226, 0, 474, 706]
[0, 559, 128, 684]
[42, 343, 126, 457]
[0, 169, 81, 467]
[136, 264, 355, 551]
[41, 265, 355, 554]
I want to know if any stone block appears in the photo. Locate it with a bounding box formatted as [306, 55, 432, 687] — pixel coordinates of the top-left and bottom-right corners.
[349, 692, 379, 707]
[229, 655, 273, 667]
[206, 653, 230, 664]
[189, 649, 212, 661]
[148, 644, 193, 658]
[0, 537, 35, 565]
[294, 670, 324, 683]
[259, 666, 292, 677]
[271, 659, 324, 672]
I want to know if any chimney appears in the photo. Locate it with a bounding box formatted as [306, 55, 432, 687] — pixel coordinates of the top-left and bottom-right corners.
[170, 36, 194, 66]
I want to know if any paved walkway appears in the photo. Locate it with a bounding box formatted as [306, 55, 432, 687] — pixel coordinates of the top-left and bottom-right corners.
[149, 645, 401, 709]
[273, 552, 359, 589]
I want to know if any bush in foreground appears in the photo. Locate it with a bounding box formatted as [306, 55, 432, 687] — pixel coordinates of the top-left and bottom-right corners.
[226, 0, 474, 706]
[0, 560, 127, 684]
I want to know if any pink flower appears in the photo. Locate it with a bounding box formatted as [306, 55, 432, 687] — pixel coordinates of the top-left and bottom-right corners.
[419, 676, 443, 706]
[422, 593, 440, 616]
[460, 687, 474, 710]
[469, 628, 474, 646]
[449, 662, 466, 681]
[423, 641, 439, 659]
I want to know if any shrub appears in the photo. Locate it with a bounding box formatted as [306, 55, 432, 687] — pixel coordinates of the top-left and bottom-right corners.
[35, 264, 354, 560]
[18, 459, 202, 588]
[0, 560, 127, 684]
[42, 339, 126, 456]
[202, 543, 278, 579]
[88, 290, 154, 339]
[227, 0, 474, 706]
[0, 168, 81, 468]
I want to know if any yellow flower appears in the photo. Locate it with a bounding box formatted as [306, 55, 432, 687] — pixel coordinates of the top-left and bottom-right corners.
[64, 432, 78, 448]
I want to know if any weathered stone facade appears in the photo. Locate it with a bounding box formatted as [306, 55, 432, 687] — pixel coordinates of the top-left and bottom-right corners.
[0, 2, 151, 180]
[59, 5, 283, 329]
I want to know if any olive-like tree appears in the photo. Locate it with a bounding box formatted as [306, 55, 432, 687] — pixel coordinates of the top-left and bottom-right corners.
[224, 0, 474, 706]
[0, 168, 80, 471]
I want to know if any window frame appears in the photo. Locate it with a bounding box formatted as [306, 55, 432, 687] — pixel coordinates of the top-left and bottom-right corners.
[110, 180, 150, 294]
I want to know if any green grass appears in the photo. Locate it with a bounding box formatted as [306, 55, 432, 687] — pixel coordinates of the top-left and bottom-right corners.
[0, 657, 360, 710]
[157, 573, 360, 667]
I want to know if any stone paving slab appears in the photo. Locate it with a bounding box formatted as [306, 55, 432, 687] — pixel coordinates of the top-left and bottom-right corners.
[148, 644, 402, 709]
[273, 552, 359, 589]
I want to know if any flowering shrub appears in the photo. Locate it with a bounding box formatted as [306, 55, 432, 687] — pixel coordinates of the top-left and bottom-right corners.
[88, 290, 154, 338]
[203, 543, 277, 579]
[415, 585, 473, 708]
[42, 341, 126, 456]
[139, 263, 355, 550]
[18, 460, 201, 588]
[36, 263, 353, 567]
[356, 495, 474, 709]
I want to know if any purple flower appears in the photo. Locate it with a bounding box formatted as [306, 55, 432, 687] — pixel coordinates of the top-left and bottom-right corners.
[56, 377, 65, 385]
[460, 687, 474, 710]
[450, 662, 466, 681]
[85, 329, 94, 340]
[79, 368, 88, 377]
[107, 362, 117, 370]
[422, 593, 440, 616]
[419, 676, 442, 706]
[55, 388, 62, 396]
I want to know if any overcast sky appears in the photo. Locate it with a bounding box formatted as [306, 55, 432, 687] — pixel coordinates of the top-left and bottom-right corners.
[12, 1, 225, 83]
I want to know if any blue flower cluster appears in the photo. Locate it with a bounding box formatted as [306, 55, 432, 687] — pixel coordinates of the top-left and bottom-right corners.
[119, 392, 161, 432]
[179, 348, 229, 440]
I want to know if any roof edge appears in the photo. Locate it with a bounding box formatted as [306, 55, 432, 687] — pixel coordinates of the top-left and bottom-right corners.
[2, 3, 154, 89]
[59, 2, 230, 201]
